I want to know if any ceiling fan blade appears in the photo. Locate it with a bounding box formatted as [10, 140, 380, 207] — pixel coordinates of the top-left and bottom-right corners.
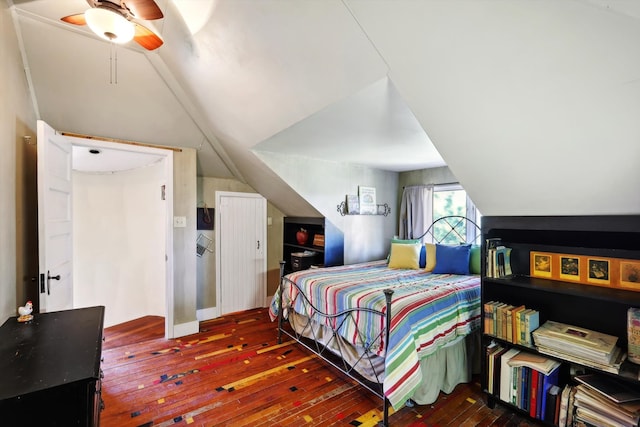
[61, 14, 87, 26]
[122, 0, 163, 20]
[133, 23, 163, 50]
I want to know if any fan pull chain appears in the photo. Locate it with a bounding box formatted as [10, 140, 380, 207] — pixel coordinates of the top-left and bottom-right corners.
[109, 42, 119, 85]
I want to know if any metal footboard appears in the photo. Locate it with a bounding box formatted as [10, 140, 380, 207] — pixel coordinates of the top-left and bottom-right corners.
[277, 261, 393, 427]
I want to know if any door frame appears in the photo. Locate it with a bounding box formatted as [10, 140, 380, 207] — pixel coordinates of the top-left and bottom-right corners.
[67, 136, 175, 339]
[215, 191, 266, 317]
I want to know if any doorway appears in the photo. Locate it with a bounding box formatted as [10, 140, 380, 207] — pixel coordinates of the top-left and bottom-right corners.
[68, 137, 174, 335]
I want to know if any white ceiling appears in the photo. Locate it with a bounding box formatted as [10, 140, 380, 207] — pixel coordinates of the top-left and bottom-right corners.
[72, 144, 164, 173]
[9, 0, 640, 216]
[11, 0, 443, 175]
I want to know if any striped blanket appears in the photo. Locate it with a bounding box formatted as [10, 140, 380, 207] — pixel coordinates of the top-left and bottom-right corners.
[269, 260, 481, 409]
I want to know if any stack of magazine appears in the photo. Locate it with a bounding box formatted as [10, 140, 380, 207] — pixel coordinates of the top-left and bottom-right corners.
[572, 374, 640, 427]
[532, 321, 626, 374]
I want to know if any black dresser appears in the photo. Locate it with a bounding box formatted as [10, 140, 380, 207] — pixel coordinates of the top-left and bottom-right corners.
[0, 306, 105, 426]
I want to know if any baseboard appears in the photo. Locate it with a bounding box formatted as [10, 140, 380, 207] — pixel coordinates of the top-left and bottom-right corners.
[172, 320, 199, 338]
[196, 306, 219, 321]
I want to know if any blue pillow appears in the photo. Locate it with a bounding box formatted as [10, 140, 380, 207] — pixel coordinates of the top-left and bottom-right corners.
[433, 244, 471, 275]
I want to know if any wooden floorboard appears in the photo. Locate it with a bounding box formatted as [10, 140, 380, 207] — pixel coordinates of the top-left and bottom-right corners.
[100, 308, 540, 426]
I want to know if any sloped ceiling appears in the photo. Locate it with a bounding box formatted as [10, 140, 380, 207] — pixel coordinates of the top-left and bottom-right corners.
[9, 0, 640, 216]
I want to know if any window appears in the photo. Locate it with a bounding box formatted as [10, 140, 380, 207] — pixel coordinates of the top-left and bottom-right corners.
[431, 184, 481, 244]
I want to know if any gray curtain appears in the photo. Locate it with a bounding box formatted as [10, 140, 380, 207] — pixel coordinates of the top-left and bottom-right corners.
[399, 185, 433, 241]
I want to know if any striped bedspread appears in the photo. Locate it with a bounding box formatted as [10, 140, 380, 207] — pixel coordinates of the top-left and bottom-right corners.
[269, 260, 481, 409]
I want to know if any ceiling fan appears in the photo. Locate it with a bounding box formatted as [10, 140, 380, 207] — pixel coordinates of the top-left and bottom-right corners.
[61, 0, 164, 50]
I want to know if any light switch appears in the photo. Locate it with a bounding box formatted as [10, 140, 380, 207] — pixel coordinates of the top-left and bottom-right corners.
[174, 216, 186, 228]
[267, 216, 272, 226]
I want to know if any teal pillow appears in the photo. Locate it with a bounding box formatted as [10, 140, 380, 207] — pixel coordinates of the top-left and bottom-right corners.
[469, 245, 481, 274]
[433, 244, 471, 275]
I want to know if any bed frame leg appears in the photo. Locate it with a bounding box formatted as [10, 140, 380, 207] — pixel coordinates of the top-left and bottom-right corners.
[381, 399, 389, 427]
[381, 289, 394, 427]
[277, 261, 285, 344]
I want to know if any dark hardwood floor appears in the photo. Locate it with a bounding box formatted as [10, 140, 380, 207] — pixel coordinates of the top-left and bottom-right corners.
[100, 308, 539, 426]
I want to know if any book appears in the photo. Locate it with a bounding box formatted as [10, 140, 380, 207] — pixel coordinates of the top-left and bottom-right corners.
[495, 246, 513, 277]
[575, 374, 640, 403]
[505, 307, 514, 343]
[519, 308, 534, 345]
[567, 384, 578, 427]
[499, 348, 521, 403]
[486, 342, 503, 393]
[545, 384, 561, 423]
[517, 366, 531, 411]
[530, 369, 540, 418]
[492, 346, 509, 395]
[558, 384, 572, 427]
[536, 344, 626, 375]
[574, 385, 640, 427]
[484, 300, 496, 334]
[511, 305, 526, 344]
[515, 365, 523, 407]
[501, 304, 513, 339]
[523, 309, 540, 345]
[628, 308, 640, 364]
[507, 351, 561, 376]
[485, 238, 502, 277]
[533, 320, 618, 361]
[492, 302, 507, 337]
[540, 364, 561, 419]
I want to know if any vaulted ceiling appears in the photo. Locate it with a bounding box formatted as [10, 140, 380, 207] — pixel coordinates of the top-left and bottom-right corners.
[9, 0, 640, 216]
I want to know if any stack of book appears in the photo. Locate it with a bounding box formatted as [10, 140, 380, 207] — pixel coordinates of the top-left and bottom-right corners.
[484, 300, 540, 345]
[485, 238, 513, 278]
[485, 344, 562, 420]
[572, 374, 640, 427]
[532, 321, 626, 374]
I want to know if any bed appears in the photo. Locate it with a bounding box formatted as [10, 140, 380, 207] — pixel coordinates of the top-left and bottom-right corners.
[269, 216, 482, 426]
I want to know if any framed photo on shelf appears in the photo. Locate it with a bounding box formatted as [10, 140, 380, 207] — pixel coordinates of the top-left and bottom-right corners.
[587, 257, 610, 285]
[620, 259, 640, 290]
[346, 195, 360, 214]
[358, 186, 377, 215]
[530, 251, 553, 278]
[559, 254, 581, 282]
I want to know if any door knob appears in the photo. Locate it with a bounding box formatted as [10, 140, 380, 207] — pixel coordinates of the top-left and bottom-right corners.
[48, 272, 61, 281]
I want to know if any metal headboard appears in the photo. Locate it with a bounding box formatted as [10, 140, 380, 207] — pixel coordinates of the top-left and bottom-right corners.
[417, 215, 481, 245]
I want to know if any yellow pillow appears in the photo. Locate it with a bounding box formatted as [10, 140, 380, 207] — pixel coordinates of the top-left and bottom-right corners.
[425, 243, 436, 272]
[388, 242, 421, 269]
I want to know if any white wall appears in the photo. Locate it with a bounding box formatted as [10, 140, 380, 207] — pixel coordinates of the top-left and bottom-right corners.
[1, 2, 37, 320]
[254, 151, 397, 264]
[73, 162, 166, 328]
[348, 0, 640, 216]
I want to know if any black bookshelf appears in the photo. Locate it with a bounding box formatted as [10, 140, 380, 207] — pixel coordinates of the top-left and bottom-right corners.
[481, 215, 640, 422]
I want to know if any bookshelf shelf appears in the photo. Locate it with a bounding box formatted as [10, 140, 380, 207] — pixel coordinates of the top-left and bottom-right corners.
[481, 215, 640, 425]
[485, 275, 640, 306]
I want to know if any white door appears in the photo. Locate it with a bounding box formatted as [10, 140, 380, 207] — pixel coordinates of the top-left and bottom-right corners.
[216, 192, 266, 315]
[37, 120, 73, 312]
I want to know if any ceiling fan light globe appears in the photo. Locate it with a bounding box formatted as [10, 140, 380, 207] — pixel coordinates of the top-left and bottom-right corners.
[85, 8, 135, 44]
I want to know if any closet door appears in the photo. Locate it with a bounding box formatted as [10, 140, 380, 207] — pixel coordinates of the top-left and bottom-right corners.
[216, 192, 266, 315]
